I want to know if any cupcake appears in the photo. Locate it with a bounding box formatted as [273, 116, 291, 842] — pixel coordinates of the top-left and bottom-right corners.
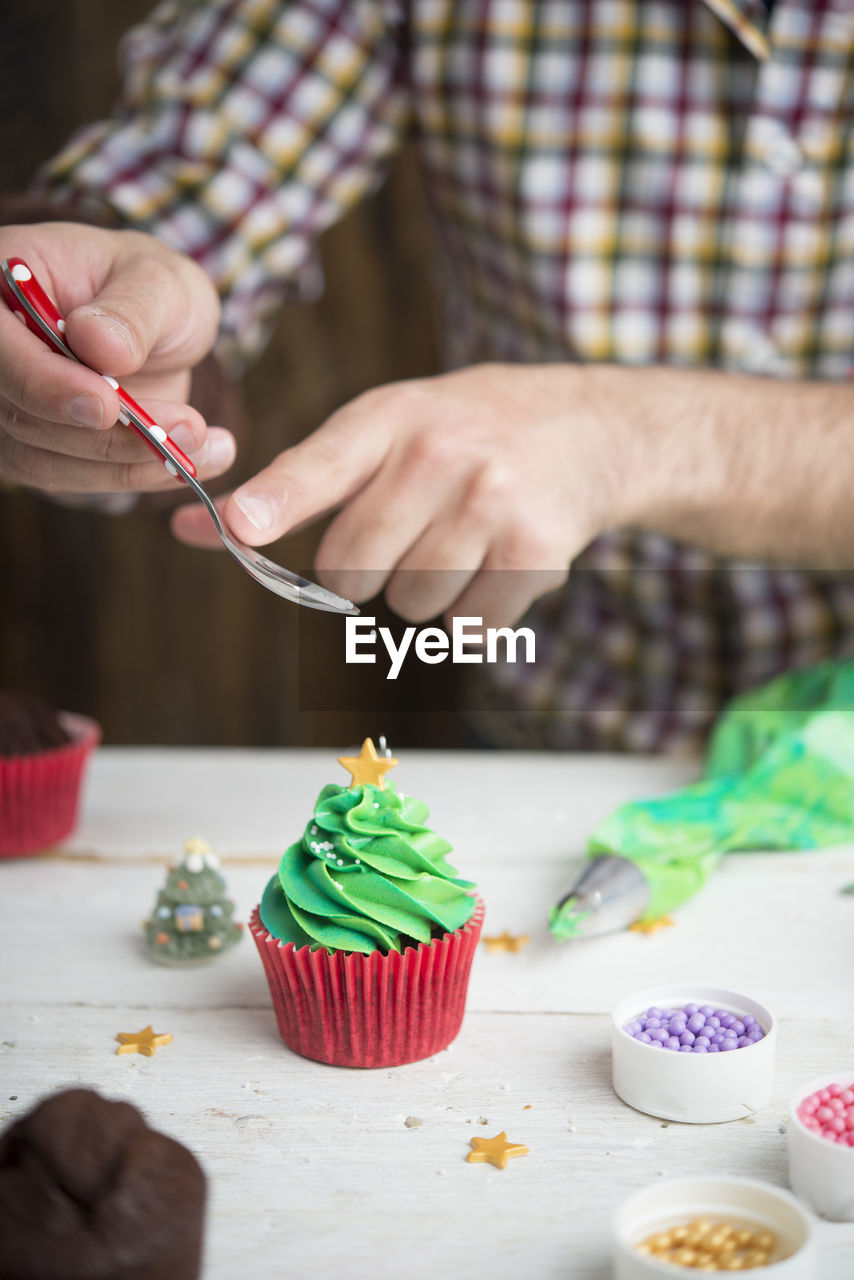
[250, 738, 484, 1068]
[0, 1087, 206, 1279]
[0, 691, 100, 857]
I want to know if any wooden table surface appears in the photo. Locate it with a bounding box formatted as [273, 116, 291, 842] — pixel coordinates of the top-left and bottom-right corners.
[3, 748, 854, 1278]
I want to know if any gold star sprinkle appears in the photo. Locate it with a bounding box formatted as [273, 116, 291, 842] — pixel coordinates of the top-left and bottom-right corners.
[337, 738, 399, 790]
[115, 1026, 173, 1057]
[466, 1131, 529, 1170]
[628, 915, 675, 935]
[482, 931, 530, 953]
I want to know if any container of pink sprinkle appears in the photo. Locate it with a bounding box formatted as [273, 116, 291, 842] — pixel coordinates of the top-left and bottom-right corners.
[788, 1072, 854, 1221]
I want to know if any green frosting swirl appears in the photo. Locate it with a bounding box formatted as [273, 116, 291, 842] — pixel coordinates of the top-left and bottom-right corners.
[260, 781, 476, 955]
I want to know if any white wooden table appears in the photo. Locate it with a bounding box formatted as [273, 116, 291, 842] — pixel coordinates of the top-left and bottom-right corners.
[3, 749, 854, 1279]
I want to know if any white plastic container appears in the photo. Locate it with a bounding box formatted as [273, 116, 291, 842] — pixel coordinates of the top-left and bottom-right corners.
[788, 1071, 854, 1222]
[613, 1175, 816, 1279]
[611, 984, 776, 1123]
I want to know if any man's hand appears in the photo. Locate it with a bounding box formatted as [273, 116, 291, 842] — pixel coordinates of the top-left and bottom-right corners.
[0, 222, 235, 493]
[172, 364, 631, 626]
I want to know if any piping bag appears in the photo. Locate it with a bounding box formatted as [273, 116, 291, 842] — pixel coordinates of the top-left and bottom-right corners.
[550, 659, 854, 940]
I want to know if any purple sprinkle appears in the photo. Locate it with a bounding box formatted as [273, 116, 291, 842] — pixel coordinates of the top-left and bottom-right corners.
[623, 1003, 766, 1054]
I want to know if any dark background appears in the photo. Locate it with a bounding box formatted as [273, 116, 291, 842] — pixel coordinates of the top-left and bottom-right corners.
[0, 0, 467, 748]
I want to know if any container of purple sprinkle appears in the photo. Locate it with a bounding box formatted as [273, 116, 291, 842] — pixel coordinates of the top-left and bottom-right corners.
[611, 985, 776, 1123]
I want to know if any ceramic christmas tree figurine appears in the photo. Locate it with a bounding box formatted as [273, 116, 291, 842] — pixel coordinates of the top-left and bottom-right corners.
[144, 838, 242, 964]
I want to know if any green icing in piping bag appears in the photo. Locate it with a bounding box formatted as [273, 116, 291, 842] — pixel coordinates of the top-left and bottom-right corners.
[550, 658, 854, 939]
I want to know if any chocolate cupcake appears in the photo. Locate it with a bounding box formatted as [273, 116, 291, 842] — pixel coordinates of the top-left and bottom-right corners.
[0, 691, 100, 857]
[0, 1088, 206, 1279]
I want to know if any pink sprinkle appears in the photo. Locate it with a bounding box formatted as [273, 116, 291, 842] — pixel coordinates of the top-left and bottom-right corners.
[798, 1084, 854, 1146]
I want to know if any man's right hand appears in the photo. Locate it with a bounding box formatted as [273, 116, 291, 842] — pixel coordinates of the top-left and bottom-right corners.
[0, 222, 235, 493]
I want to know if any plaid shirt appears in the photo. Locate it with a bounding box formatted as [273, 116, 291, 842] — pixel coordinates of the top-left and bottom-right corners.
[42, 0, 854, 752]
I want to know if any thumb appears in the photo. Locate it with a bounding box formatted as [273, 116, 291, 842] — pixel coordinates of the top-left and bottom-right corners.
[64, 247, 219, 378]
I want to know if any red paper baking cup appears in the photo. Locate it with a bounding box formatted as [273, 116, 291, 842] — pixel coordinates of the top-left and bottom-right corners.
[250, 896, 484, 1068]
[0, 712, 101, 857]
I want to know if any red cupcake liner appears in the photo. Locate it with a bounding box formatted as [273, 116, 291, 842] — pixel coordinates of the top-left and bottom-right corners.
[250, 896, 484, 1068]
[0, 712, 101, 857]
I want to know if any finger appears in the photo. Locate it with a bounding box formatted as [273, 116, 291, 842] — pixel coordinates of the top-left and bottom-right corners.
[379, 462, 506, 620]
[0, 307, 121, 429]
[0, 423, 235, 494]
[170, 495, 230, 547]
[445, 549, 568, 630]
[2, 397, 212, 463]
[64, 239, 220, 378]
[221, 386, 406, 545]
[313, 463, 468, 604]
[384, 537, 487, 624]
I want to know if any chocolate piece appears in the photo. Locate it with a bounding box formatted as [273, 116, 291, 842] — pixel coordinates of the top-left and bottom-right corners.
[0, 692, 71, 757]
[0, 1089, 205, 1279]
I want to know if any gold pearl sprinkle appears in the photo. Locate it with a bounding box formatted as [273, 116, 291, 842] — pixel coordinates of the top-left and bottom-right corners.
[648, 1233, 673, 1253]
[635, 1219, 777, 1270]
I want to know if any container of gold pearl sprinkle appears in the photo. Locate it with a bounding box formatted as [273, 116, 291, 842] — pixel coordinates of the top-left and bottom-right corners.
[788, 1072, 854, 1222]
[611, 986, 776, 1123]
[613, 1176, 815, 1278]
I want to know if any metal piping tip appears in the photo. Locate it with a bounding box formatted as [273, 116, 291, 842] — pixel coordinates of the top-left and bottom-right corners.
[549, 854, 650, 940]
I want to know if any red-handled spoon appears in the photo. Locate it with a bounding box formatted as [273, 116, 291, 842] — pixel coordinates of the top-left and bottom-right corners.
[0, 257, 358, 614]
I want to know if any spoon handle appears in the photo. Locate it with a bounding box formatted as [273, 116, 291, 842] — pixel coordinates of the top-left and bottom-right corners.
[0, 256, 196, 481]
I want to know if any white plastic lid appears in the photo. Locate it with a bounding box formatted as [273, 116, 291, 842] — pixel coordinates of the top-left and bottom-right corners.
[788, 1071, 854, 1222]
[613, 1175, 815, 1279]
[611, 984, 776, 1123]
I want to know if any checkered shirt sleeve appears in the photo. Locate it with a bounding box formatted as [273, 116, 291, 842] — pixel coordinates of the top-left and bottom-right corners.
[39, 0, 410, 368]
